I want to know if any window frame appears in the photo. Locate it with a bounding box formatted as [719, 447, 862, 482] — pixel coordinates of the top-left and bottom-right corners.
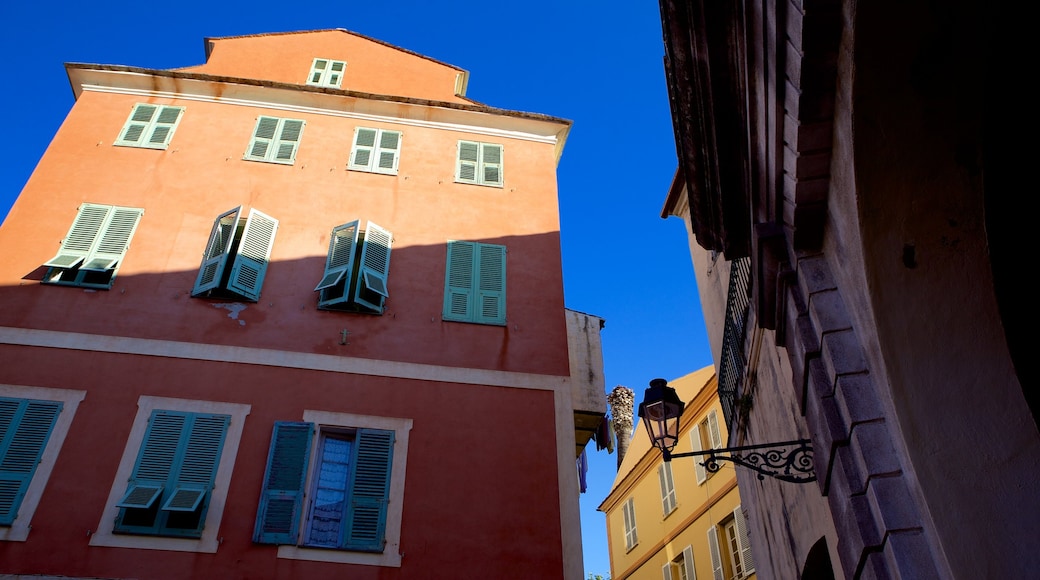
[306, 58, 346, 88]
[244, 116, 306, 165]
[114, 103, 185, 150]
[266, 410, 412, 568]
[454, 140, 504, 187]
[442, 240, 507, 325]
[41, 203, 144, 289]
[707, 506, 755, 580]
[0, 385, 85, 542]
[347, 128, 402, 175]
[89, 396, 250, 553]
[663, 545, 696, 580]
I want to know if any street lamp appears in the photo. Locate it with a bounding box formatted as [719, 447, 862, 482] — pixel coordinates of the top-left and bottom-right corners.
[638, 378, 817, 484]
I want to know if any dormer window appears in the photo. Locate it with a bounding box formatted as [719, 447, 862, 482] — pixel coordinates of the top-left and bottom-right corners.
[306, 58, 345, 88]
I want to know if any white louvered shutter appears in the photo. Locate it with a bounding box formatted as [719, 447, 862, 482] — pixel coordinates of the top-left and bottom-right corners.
[708, 525, 724, 580]
[228, 209, 278, 301]
[734, 505, 755, 574]
[354, 222, 392, 311]
[192, 207, 240, 295]
[691, 426, 707, 484]
[43, 204, 111, 269]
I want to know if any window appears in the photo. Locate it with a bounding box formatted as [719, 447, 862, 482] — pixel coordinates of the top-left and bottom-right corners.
[42, 203, 143, 289]
[306, 58, 346, 88]
[314, 221, 393, 314]
[658, 462, 677, 515]
[244, 116, 305, 164]
[90, 396, 249, 553]
[347, 128, 402, 175]
[442, 241, 506, 325]
[192, 207, 278, 302]
[114, 103, 184, 149]
[663, 546, 696, 580]
[708, 506, 755, 580]
[622, 497, 638, 551]
[691, 410, 723, 484]
[254, 410, 411, 567]
[455, 140, 503, 187]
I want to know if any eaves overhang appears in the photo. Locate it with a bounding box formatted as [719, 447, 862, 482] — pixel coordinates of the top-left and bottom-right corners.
[64, 63, 572, 165]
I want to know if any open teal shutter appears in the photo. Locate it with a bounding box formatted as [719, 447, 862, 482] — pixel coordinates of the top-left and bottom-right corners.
[353, 222, 392, 312]
[228, 209, 278, 301]
[475, 243, 506, 324]
[273, 120, 304, 163]
[0, 398, 62, 525]
[81, 207, 144, 271]
[254, 422, 314, 544]
[118, 411, 187, 510]
[456, 141, 479, 183]
[343, 428, 393, 552]
[192, 207, 240, 296]
[480, 143, 503, 185]
[162, 414, 229, 514]
[349, 128, 377, 170]
[375, 131, 401, 173]
[443, 241, 475, 321]
[43, 204, 111, 269]
[315, 221, 359, 307]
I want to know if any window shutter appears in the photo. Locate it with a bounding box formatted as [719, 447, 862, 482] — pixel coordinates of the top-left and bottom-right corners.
[162, 414, 229, 514]
[308, 59, 329, 85]
[476, 243, 506, 324]
[81, 207, 143, 272]
[691, 427, 707, 484]
[662, 563, 674, 580]
[118, 411, 187, 509]
[707, 410, 723, 448]
[315, 220, 360, 306]
[350, 128, 377, 170]
[228, 209, 278, 301]
[43, 204, 111, 269]
[456, 141, 479, 183]
[274, 120, 304, 162]
[443, 241, 475, 321]
[480, 143, 503, 185]
[734, 505, 755, 574]
[623, 497, 638, 549]
[661, 462, 676, 513]
[0, 398, 62, 525]
[683, 545, 697, 580]
[146, 106, 184, 147]
[118, 104, 158, 145]
[375, 131, 401, 173]
[254, 422, 314, 544]
[327, 61, 345, 87]
[707, 525, 724, 580]
[247, 116, 280, 160]
[343, 428, 394, 552]
[658, 464, 669, 514]
[353, 222, 393, 312]
[192, 207, 241, 295]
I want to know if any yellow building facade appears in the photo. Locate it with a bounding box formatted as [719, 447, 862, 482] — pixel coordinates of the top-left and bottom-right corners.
[599, 366, 756, 580]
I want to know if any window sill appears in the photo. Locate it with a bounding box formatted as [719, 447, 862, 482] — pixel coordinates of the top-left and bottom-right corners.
[277, 544, 401, 568]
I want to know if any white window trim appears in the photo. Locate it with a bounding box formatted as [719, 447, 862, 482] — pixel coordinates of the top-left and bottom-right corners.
[89, 396, 250, 553]
[276, 410, 412, 568]
[0, 384, 85, 542]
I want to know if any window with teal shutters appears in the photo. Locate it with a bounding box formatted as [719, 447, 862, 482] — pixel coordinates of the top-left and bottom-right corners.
[244, 116, 305, 165]
[41, 203, 144, 289]
[114, 103, 185, 149]
[253, 423, 394, 553]
[114, 410, 229, 538]
[191, 208, 278, 302]
[442, 241, 506, 325]
[348, 128, 402, 175]
[315, 221, 393, 314]
[0, 397, 62, 526]
[455, 140, 503, 187]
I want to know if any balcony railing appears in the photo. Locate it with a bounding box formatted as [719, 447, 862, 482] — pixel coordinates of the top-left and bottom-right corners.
[717, 256, 751, 429]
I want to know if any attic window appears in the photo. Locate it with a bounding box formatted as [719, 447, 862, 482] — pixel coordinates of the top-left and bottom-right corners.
[307, 58, 345, 88]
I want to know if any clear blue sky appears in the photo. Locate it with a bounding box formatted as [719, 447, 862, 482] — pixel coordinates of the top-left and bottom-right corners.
[0, 1, 713, 576]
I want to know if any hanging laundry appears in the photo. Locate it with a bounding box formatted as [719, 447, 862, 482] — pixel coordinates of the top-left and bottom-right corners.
[577, 448, 589, 493]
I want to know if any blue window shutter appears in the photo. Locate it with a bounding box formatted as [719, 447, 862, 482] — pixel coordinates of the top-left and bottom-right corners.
[119, 411, 186, 510]
[228, 209, 278, 301]
[162, 413, 229, 514]
[315, 220, 359, 307]
[343, 428, 394, 552]
[43, 204, 111, 269]
[0, 398, 62, 525]
[353, 222, 393, 312]
[80, 206, 144, 272]
[192, 207, 241, 295]
[443, 241, 475, 321]
[254, 422, 314, 544]
[475, 243, 506, 324]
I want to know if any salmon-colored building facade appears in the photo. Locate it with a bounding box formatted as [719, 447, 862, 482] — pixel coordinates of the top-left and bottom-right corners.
[0, 29, 606, 579]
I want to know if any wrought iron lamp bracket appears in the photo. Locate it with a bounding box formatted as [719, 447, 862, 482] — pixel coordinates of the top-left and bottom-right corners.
[663, 439, 816, 484]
